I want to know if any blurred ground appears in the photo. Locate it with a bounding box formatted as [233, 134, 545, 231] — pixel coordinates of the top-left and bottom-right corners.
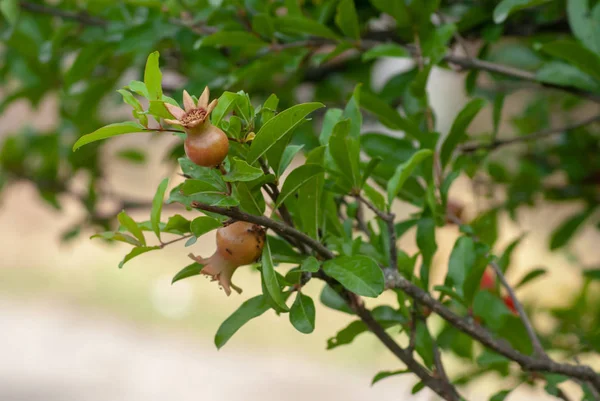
[1, 58, 599, 401]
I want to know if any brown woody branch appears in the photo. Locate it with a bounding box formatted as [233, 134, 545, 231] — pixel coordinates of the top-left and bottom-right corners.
[460, 114, 600, 153]
[189, 201, 600, 393]
[190, 201, 460, 400]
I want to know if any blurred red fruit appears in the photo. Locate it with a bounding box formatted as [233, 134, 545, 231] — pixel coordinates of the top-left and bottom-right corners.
[503, 295, 518, 315]
[480, 268, 495, 291]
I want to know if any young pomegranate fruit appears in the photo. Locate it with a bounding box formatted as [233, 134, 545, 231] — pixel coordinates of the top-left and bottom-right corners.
[188, 221, 266, 296]
[479, 268, 495, 291]
[502, 294, 518, 315]
[164, 87, 229, 167]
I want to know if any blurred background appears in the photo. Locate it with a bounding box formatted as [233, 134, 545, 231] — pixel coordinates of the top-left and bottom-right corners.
[1, 1, 600, 400]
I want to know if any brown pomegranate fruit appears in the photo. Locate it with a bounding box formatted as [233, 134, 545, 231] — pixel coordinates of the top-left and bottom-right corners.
[188, 221, 266, 296]
[164, 87, 229, 167]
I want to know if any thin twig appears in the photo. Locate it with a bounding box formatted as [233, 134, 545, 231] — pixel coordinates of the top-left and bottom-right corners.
[446, 212, 547, 359]
[189, 201, 600, 392]
[460, 114, 600, 153]
[355, 194, 398, 271]
[160, 234, 193, 248]
[19, 1, 107, 26]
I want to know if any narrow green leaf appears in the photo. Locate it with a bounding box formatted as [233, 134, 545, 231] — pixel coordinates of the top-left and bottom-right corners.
[272, 16, 340, 40]
[190, 216, 221, 238]
[91, 231, 142, 247]
[371, 370, 409, 385]
[276, 164, 324, 208]
[320, 284, 354, 314]
[148, 100, 175, 119]
[126, 80, 150, 98]
[200, 31, 268, 48]
[119, 246, 160, 269]
[172, 262, 203, 284]
[567, 0, 600, 54]
[260, 94, 279, 125]
[360, 91, 421, 138]
[472, 290, 512, 330]
[118, 211, 146, 245]
[329, 119, 361, 188]
[416, 217, 437, 273]
[536, 61, 600, 92]
[0, 0, 19, 25]
[368, 0, 410, 27]
[262, 240, 289, 311]
[490, 390, 512, 401]
[327, 321, 367, 349]
[360, 157, 382, 188]
[541, 39, 600, 83]
[386, 149, 433, 206]
[72, 122, 145, 151]
[236, 182, 266, 215]
[344, 84, 362, 139]
[497, 235, 524, 273]
[247, 102, 324, 165]
[277, 145, 304, 177]
[446, 236, 475, 294]
[515, 268, 547, 289]
[584, 269, 600, 280]
[335, 0, 360, 40]
[211, 92, 238, 126]
[319, 108, 343, 145]
[151, 178, 169, 240]
[493, 0, 549, 23]
[363, 183, 386, 211]
[298, 147, 325, 240]
[415, 321, 434, 368]
[116, 148, 146, 164]
[440, 98, 486, 167]
[421, 23, 457, 64]
[300, 256, 320, 273]
[144, 51, 162, 100]
[323, 256, 384, 297]
[289, 292, 316, 334]
[117, 89, 143, 112]
[223, 158, 263, 182]
[362, 44, 409, 61]
[163, 215, 191, 234]
[550, 208, 594, 250]
[214, 295, 271, 349]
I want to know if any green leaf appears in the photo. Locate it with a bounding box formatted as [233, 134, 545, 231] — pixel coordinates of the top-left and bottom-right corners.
[536, 61, 600, 92]
[236, 182, 266, 215]
[148, 100, 175, 120]
[289, 292, 316, 334]
[323, 256, 384, 297]
[422, 24, 457, 64]
[329, 119, 361, 188]
[260, 94, 279, 125]
[172, 262, 203, 284]
[117, 89, 143, 112]
[368, 0, 410, 27]
[344, 84, 362, 139]
[415, 321, 434, 368]
[223, 158, 263, 182]
[144, 51, 162, 100]
[126, 81, 150, 98]
[472, 290, 512, 330]
[119, 246, 160, 269]
[490, 390, 511, 401]
[446, 236, 475, 294]
[417, 217, 437, 274]
[319, 108, 344, 145]
[91, 231, 142, 247]
[72, 122, 145, 151]
[276, 164, 324, 208]
[151, 178, 169, 240]
[362, 44, 409, 61]
[118, 211, 146, 246]
[252, 13, 275, 39]
[493, 0, 550, 23]
[261, 240, 289, 311]
[320, 284, 353, 314]
[163, 215, 191, 234]
[0, 0, 19, 25]
[497, 235, 523, 273]
[335, 0, 360, 40]
[178, 158, 227, 191]
[360, 157, 382, 188]
[327, 321, 367, 349]
[211, 92, 238, 126]
[584, 269, 600, 280]
[277, 145, 304, 177]
[371, 370, 409, 385]
[64, 45, 109, 90]
[567, 0, 600, 54]
[298, 147, 325, 240]
[440, 98, 486, 167]
[515, 268, 547, 289]
[190, 216, 221, 238]
[471, 209, 498, 246]
[300, 256, 320, 273]
[386, 149, 433, 206]
[360, 91, 421, 138]
[411, 382, 426, 394]
[540, 40, 600, 83]
[214, 295, 271, 349]
[272, 16, 340, 40]
[550, 208, 594, 250]
[247, 102, 324, 165]
[116, 148, 146, 164]
[200, 31, 267, 48]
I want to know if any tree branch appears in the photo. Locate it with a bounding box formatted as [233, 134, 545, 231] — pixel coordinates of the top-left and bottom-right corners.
[19, 1, 107, 26]
[189, 201, 600, 393]
[460, 114, 600, 153]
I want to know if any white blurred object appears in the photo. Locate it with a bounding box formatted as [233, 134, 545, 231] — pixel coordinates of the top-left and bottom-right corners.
[151, 274, 194, 319]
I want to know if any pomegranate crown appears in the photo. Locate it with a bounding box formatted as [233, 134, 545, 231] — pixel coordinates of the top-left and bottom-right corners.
[164, 86, 218, 129]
